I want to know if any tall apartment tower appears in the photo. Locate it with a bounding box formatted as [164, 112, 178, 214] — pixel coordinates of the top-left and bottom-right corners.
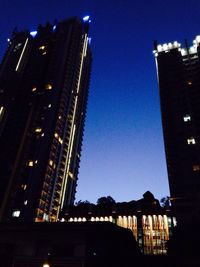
[154, 37, 200, 221]
[0, 16, 92, 222]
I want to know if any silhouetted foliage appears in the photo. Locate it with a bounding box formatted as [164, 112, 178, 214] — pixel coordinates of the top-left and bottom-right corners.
[96, 196, 116, 205]
[75, 200, 90, 206]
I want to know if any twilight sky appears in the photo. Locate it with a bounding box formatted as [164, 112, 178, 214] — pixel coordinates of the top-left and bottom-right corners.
[1, 0, 200, 203]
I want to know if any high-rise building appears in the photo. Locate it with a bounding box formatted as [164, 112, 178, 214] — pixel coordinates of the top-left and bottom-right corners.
[154, 37, 200, 220]
[0, 16, 92, 222]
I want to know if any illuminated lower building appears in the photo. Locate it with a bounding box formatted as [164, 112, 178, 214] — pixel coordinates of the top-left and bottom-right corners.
[0, 17, 92, 222]
[154, 37, 200, 221]
[61, 192, 176, 255]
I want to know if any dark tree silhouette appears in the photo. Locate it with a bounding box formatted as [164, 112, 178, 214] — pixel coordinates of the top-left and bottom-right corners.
[97, 196, 116, 205]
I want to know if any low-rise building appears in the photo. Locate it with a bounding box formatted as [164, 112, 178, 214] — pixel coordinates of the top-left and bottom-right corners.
[61, 192, 176, 255]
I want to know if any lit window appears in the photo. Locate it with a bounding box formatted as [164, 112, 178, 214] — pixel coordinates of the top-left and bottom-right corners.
[187, 81, 192, 85]
[27, 160, 34, 167]
[58, 115, 62, 120]
[21, 184, 27, 190]
[0, 106, 4, 121]
[48, 104, 51, 108]
[49, 160, 53, 166]
[69, 171, 74, 179]
[54, 133, 58, 138]
[53, 163, 56, 169]
[35, 127, 42, 133]
[42, 264, 50, 267]
[193, 165, 200, 171]
[187, 137, 196, 145]
[32, 87, 37, 92]
[45, 84, 52, 90]
[41, 133, 45, 137]
[58, 137, 63, 144]
[12, 210, 20, 217]
[39, 46, 46, 50]
[183, 115, 191, 122]
[24, 200, 28, 205]
[42, 51, 47, 55]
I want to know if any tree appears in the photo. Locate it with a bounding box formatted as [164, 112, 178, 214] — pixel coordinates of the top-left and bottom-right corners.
[75, 200, 90, 206]
[96, 196, 116, 205]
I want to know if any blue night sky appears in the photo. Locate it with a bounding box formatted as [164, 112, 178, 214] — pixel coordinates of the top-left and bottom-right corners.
[1, 0, 200, 203]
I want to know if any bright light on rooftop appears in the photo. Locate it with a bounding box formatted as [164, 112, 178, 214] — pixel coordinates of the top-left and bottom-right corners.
[83, 15, 90, 22]
[30, 31, 37, 38]
[196, 35, 200, 43]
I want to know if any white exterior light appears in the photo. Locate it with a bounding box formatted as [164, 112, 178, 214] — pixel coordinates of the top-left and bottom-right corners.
[30, 31, 37, 38]
[83, 15, 90, 22]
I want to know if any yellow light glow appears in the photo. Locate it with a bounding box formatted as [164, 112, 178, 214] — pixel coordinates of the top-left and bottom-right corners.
[32, 87, 37, 92]
[35, 127, 42, 133]
[49, 160, 53, 166]
[43, 264, 50, 267]
[193, 165, 200, 171]
[39, 46, 46, 50]
[46, 84, 52, 90]
[187, 137, 196, 145]
[68, 171, 74, 178]
[28, 161, 34, 167]
[54, 133, 58, 138]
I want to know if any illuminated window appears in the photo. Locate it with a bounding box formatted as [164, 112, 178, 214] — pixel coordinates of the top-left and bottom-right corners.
[193, 165, 200, 171]
[32, 87, 37, 92]
[58, 115, 62, 120]
[69, 171, 74, 179]
[0, 106, 4, 121]
[12, 210, 20, 217]
[41, 133, 45, 137]
[48, 104, 51, 108]
[53, 163, 56, 169]
[45, 84, 52, 90]
[54, 133, 58, 138]
[35, 127, 42, 133]
[42, 51, 47, 55]
[183, 115, 191, 122]
[21, 184, 27, 190]
[24, 200, 28, 205]
[187, 80, 192, 85]
[39, 46, 46, 50]
[187, 137, 196, 145]
[49, 160, 53, 166]
[58, 137, 63, 144]
[27, 160, 34, 167]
